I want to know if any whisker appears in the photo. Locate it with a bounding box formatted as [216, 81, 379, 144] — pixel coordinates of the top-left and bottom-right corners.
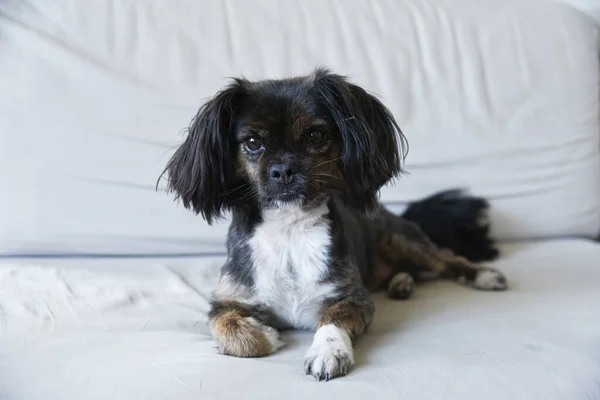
[310, 157, 342, 170]
[312, 173, 342, 181]
[221, 183, 252, 197]
[235, 190, 258, 203]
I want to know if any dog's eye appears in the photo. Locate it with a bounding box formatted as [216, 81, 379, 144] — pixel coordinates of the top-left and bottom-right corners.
[244, 136, 263, 152]
[307, 131, 326, 146]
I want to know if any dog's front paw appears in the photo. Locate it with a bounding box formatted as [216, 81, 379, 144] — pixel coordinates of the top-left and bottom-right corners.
[304, 324, 354, 382]
[471, 268, 508, 291]
[387, 272, 415, 300]
[210, 313, 284, 358]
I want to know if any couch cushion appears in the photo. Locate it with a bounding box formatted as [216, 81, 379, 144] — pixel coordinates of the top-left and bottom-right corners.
[1, 239, 599, 399]
[0, 0, 598, 254]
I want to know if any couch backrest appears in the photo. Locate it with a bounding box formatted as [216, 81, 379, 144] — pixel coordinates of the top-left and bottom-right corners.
[555, 0, 600, 22]
[0, 0, 598, 255]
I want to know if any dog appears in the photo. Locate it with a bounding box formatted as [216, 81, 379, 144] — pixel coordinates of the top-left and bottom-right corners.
[161, 68, 507, 381]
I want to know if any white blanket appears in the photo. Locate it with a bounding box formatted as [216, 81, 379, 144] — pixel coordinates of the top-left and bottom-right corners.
[1, 240, 599, 399]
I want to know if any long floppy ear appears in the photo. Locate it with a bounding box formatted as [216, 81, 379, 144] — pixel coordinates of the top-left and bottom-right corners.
[313, 68, 408, 211]
[160, 80, 247, 224]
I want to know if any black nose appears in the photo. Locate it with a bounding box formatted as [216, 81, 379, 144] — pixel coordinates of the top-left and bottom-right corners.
[269, 163, 299, 184]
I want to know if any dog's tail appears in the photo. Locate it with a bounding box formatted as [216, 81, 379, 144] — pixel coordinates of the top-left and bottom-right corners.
[400, 189, 499, 262]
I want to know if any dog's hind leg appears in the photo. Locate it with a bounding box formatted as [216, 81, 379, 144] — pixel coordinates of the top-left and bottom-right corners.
[375, 223, 508, 291]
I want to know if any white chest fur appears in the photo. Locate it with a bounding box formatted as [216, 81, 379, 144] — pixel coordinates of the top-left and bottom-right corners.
[248, 203, 336, 330]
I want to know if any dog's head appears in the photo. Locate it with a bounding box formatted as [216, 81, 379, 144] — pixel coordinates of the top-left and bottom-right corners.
[162, 68, 407, 224]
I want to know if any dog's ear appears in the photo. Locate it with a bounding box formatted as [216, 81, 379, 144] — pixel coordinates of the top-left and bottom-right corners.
[313, 68, 408, 211]
[161, 80, 247, 224]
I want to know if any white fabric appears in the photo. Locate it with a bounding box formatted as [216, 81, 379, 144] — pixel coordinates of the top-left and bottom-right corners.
[554, 0, 600, 22]
[1, 240, 599, 399]
[0, 0, 599, 255]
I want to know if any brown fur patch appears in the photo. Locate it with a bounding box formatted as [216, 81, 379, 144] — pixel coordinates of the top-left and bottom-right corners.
[319, 301, 369, 339]
[387, 272, 415, 300]
[290, 115, 318, 138]
[309, 140, 346, 194]
[368, 258, 398, 290]
[440, 253, 480, 281]
[236, 151, 259, 182]
[211, 310, 273, 358]
[375, 227, 489, 284]
[378, 230, 446, 273]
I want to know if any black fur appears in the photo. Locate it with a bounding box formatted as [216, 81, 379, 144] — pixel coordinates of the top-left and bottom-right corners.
[161, 80, 247, 224]
[221, 207, 262, 288]
[313, 69, 408, 211]
[401, 189, 499, 262]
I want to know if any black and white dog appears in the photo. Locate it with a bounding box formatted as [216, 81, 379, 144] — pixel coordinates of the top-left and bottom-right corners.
[161, 68, 507, 381]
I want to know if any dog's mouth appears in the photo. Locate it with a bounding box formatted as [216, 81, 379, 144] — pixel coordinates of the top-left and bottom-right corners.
[262, 179, 308, 204]
[273, 192, 304, 202]
[263, 180, 332, 206]
[262, 189, 308, 207]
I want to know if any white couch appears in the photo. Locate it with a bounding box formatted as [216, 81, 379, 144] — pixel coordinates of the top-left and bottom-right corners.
[1, 0, 599, 399]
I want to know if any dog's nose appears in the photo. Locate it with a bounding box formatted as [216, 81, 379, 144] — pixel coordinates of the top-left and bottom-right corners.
[269, 163, 299, 184]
